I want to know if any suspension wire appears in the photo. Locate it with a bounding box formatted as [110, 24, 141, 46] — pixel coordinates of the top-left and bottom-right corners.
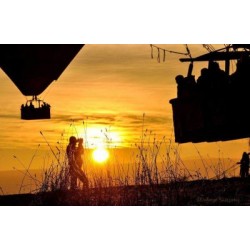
[202, 44, 216, 52]
[151, 44, 154, 59]
[157, 47, 160, 63]
[40, 80, 56, 101]
[24, 96, 28, 102]
[184, 44, 192, 59]
[150, 44, 190, 63]
[151, 44, 190, 56]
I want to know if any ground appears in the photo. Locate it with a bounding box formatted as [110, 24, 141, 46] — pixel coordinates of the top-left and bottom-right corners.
[1, 177, 250, 205]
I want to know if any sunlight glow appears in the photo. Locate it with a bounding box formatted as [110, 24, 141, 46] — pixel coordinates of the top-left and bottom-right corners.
[78, 127, 122, 148]
[92, 148, 109, 163]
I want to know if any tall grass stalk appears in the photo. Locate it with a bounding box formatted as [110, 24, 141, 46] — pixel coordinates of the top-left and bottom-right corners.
[14, 117, 237, 194]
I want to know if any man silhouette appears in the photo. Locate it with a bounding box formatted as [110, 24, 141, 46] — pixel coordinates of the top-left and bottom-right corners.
[66, 136, 78, 190]
[239, 152, 250, 178]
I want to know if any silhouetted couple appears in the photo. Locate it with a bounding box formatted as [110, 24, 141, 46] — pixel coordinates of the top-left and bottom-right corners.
[66, 136, 89, 190]
[239, 152, 250, 178]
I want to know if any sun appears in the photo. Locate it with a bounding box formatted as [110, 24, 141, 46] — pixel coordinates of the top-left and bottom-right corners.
[92, 148, 109, 163]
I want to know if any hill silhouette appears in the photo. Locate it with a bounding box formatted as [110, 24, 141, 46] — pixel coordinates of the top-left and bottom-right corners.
[0, 177, 250, 205]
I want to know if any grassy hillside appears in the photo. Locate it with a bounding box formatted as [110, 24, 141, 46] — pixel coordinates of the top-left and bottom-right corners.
[1, 177, 249, 205]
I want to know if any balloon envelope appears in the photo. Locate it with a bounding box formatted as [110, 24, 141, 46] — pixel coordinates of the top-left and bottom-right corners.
[0, 44, 84, 96]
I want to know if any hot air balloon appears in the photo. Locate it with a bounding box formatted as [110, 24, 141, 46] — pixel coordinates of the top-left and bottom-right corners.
[0, 44, 84, 120]
[169, 44, 250, 143]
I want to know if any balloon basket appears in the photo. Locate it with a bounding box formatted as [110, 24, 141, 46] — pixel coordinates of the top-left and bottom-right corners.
[21, 101, 51, 120]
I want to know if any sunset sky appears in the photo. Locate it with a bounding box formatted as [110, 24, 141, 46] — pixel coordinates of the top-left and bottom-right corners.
[0, 2, 248, 249]
[0, 44, 249, 192]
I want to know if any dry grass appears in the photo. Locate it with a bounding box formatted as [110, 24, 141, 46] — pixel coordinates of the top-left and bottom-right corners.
[7, 117, 242, 205]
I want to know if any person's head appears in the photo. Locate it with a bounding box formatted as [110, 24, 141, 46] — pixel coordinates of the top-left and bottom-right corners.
[201, 68, 208, 76]
[69, 136, 77, 145]
[78, 138, 83, 145]
[175, 75, 184, 85]
[242, 152, 248, 158]
[209, 61, 220, 71]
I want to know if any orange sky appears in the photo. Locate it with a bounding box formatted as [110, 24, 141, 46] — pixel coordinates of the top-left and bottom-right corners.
[0, 44, 248, 192]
